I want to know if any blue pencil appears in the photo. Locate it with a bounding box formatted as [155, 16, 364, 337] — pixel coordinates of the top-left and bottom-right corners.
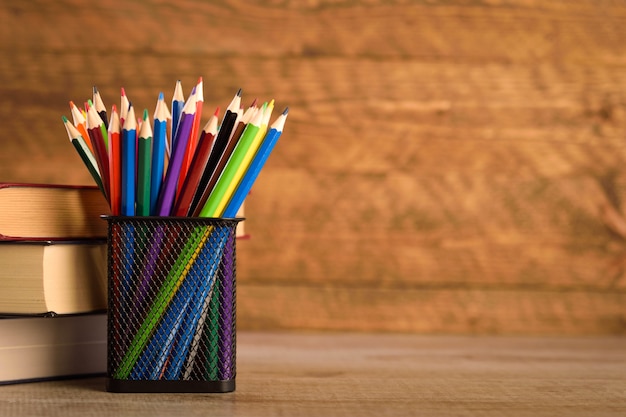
[131, 227, 226, 379]
[121, 104, 137, 216]
[170, 80, 184, 156]
[222, 107, 289, 218]
[151, 92, 170, 215]
[162, 229, 227, 379]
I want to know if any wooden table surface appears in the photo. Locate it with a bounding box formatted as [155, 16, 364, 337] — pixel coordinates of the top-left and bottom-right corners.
[1, 332, 624, 417]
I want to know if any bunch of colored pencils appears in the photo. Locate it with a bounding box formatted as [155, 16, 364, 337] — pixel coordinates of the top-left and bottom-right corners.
[62, 78, 288, 218]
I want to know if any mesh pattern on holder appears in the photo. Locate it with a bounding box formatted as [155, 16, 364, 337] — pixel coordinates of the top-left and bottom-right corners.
[104, 216, 239, 392]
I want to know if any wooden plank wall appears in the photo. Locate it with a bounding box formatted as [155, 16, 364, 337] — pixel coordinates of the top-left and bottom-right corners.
[1, 0, 625, 335]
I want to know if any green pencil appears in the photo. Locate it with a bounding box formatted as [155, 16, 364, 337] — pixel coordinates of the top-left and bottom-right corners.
[62, 116, 107, 200]
[198, 108, 263, 217]
[136, 109, 153, 216]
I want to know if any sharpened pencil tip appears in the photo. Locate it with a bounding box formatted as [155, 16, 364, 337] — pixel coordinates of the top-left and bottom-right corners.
[214, 106, 220, 116]
[283, 107, 289, 115]
[121, 87, 126, 96]
[62, 115, 68, 122]
[158, 92, 164, 100]
[93, 86, 98, 94]
[236, 88, 242, 97]
[143, 108, 149, 120]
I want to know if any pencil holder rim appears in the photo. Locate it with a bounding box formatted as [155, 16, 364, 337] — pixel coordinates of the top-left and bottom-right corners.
[100, 215, 245, 223]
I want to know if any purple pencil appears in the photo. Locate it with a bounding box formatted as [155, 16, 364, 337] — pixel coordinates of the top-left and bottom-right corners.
[154, 90, 198, 215]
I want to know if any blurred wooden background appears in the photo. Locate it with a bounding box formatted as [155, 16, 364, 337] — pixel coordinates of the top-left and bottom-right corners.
[1, 0, 625, 335]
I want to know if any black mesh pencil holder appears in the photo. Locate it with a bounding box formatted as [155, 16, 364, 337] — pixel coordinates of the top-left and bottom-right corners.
[103, 216, 242, 393]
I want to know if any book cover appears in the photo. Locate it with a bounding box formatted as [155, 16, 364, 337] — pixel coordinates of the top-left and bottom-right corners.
[0, 240, 107, 315]
[0, 182, 111, 241]
[0, 313, 106, 385]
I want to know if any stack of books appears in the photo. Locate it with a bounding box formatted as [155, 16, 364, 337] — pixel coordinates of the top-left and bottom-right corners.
[0, 182, 110, 384]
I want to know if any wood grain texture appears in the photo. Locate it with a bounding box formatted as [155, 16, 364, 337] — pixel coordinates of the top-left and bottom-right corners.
[0, 1, 625, 334]
[1, 332, 625, 417]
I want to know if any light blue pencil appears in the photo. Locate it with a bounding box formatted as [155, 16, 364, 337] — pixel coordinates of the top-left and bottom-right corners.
[151, 92, 170, 215]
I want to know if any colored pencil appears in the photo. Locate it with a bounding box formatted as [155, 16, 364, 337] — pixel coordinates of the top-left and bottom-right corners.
[198, 108, 264, 217]
[113, 223, 225, 378]
[223, 107, 288, 217]
[216, 100, 274, 213]
[108, 105, 122, 215]
[62, 115, 106, 198]
[120, 87, 130, 127]
[154, 88, 198, 216]
[216, 232, 236, 380]
[93, 86, 109, 131]
[160, 230, 225, 379]
[177, 78, 204, 195]
[170, 80, 184, 155]
[172, 109, 219, 216]
[258, 100, 274, 139]
[136, 109, 153, 216]
[121, 104, 137, 216]
[69, 101, 94, 155]
[190, 103, 255, 214]
[150, 92, 170, 216]
[230, 98, 257, 145]
[86, 102, 110, 202]
[188, 89, 242, 216]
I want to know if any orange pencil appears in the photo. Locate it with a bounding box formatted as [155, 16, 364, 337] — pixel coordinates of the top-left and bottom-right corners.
[62, 115, 106, 199]
[69, 101, 94, 155]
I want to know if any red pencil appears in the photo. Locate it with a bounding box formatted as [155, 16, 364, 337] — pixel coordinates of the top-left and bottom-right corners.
[172, 108, 219, 216]
[86, 102, 111, 202]
[108, 105, 122, 215]
[120, 87, 130, 127]
[177, 77, 204, 195]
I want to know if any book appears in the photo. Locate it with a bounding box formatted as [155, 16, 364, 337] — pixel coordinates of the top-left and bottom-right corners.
[0, 241, 107, 315]
[0, 182, 248, 240]
[0, 313, 106, 384]
[0, 182, 110, 241]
